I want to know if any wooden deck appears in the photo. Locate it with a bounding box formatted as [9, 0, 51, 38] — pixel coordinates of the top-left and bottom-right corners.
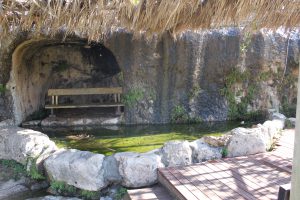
[158, 129, 294, 200]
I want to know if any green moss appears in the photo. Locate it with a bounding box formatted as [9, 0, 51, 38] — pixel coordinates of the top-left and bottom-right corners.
[50, 181, 66, 192]
[1, 159, 26, 180]
[115, 187, 127, 200]
[80, 190, 99, 200]
[0, 84, 7, 95]
[170, 105, 202, 124]
[221, 148, 228, 158]
[188, 85, 201, 99]
[122, 88, 144, 107]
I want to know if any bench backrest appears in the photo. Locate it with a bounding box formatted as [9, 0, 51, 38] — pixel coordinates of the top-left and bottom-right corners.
[48, 87, 123, 96]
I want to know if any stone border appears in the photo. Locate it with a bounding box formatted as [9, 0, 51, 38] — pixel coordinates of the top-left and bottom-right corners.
[0, 113, 287, 195]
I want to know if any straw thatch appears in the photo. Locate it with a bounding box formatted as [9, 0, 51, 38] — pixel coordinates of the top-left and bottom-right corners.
[0, 0, 300, 41]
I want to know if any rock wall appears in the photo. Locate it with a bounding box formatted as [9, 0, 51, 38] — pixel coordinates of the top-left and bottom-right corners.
[0, 28, 299, 125]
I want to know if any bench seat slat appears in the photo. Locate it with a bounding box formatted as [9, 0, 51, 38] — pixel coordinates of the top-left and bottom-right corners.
[45, 103, 124, 109]
[48, 87, 123, 96]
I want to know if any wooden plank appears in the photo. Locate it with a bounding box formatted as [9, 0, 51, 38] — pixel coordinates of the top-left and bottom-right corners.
[48, 87, 123, 96]
[168, 167, 209, 200]
[45, 103, 124, 109]
[278, 183, 291, 200]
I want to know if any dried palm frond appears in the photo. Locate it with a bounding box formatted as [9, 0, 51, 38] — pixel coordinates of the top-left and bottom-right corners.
[0, 0, 299, 41]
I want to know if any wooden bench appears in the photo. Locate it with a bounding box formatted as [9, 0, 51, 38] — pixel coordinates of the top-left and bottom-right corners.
[45, 87, 123, 116]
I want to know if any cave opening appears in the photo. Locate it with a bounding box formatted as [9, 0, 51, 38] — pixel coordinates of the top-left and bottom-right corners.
[9, 39, 123, 125]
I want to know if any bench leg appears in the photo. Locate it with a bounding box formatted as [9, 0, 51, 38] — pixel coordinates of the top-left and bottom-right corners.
[49, 109, 56, 118]
[116, 106, 121, 115]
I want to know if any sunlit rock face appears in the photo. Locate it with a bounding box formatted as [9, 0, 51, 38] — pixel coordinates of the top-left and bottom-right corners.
[0, 28, 299, 124]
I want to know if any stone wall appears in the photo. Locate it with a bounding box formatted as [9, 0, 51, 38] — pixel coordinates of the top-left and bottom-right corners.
[0, 28, 299, 125]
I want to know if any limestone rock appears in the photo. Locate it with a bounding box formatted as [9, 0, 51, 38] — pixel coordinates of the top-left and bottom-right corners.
[201, 135, 231, 147]
[44, 149, 107, 191]
[190, 140, 222, 162]
[0, 119, 14, 128]
[227, 127, 269, 157]
[271, 113, 286, 123]
[0, 178, 29, 200]
[0, 128, 57, 164]
[262, 119, 284, 143]
[102, 156, 122, 183]
[26, 196, 82, 200]
[161, 141, 192, 167]
[114, 152, 164, 188]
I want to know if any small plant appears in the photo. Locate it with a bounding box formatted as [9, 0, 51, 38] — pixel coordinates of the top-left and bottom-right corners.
[188, 85, 201, 99]
[80, 190, 99, 200]
[0, 84, 6, 95]
[26, 158, 45, 180]
[171, 105, 189, 123]
[115, 187, 127, 200]
[122, 88, 144, 107]
[221, 148, 228, 158]
[1, 159, 26, 180]
[285, 119, 294, 129]
[50, 181, 66, 192]
[240, 32, 252, 54]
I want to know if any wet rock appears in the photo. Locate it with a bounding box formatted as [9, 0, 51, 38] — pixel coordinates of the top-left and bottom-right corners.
[0, 128, 57, 164]
[0, 178, 29, 200]
[200, 135, 232, 147]
[44, 149, 107, 191]
[161, 141, 192, 167]
[190, 140, 222, 162]
[26, 196, 82, 200]
[227, 127, 269, 157]
[114, 152, 164, 188]
[22, 120, 42, 127]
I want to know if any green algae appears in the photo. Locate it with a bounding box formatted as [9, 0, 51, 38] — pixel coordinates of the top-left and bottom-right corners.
[39, 121, 256, 156]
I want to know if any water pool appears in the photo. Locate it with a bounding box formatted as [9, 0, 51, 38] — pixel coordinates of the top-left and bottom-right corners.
[31, 121, 256, 155]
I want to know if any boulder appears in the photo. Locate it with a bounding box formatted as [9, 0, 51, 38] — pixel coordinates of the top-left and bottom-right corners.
[114, 152, 164, 188]
[161, 141, 192, 167]
[0, 128, 57, 164]
[263, 120, 284, 140]
[44, 149, 107, 191]
[201, 135, 231, 147]
[0, 119, 14, 128]
[227, 127, 269, 157]
[102, 156, 122, 183]
[271, 113, 286, 123]
[190, 140, 222, 162]
[0, 178, 29, 200]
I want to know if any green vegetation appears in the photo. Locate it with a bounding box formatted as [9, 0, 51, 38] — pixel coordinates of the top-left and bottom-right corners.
[171, 105, 202, 124]
[188, 85, 201, 99]
[115, 187, 127, 200]
[1, 158, 45, 180]
[80, 190, 99, 200]
[0, 84, 6, 95]
[27, 158, 45, 180]
[48, 122, 254, 156]
[221, 148, 228, 158]
[131, 0, 140, 5]
[50, 181, 99, 200]
[220, 68, 265, 120]
[50, 181, 67, 192]
[1, 159, 26, 180]
[285, 119, 294, 129]
[122, 88, 144, 107]
[240, 32, 252, 54]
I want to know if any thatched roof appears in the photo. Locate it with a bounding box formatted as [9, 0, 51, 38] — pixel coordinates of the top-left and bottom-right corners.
[1, 0, 300, 41]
